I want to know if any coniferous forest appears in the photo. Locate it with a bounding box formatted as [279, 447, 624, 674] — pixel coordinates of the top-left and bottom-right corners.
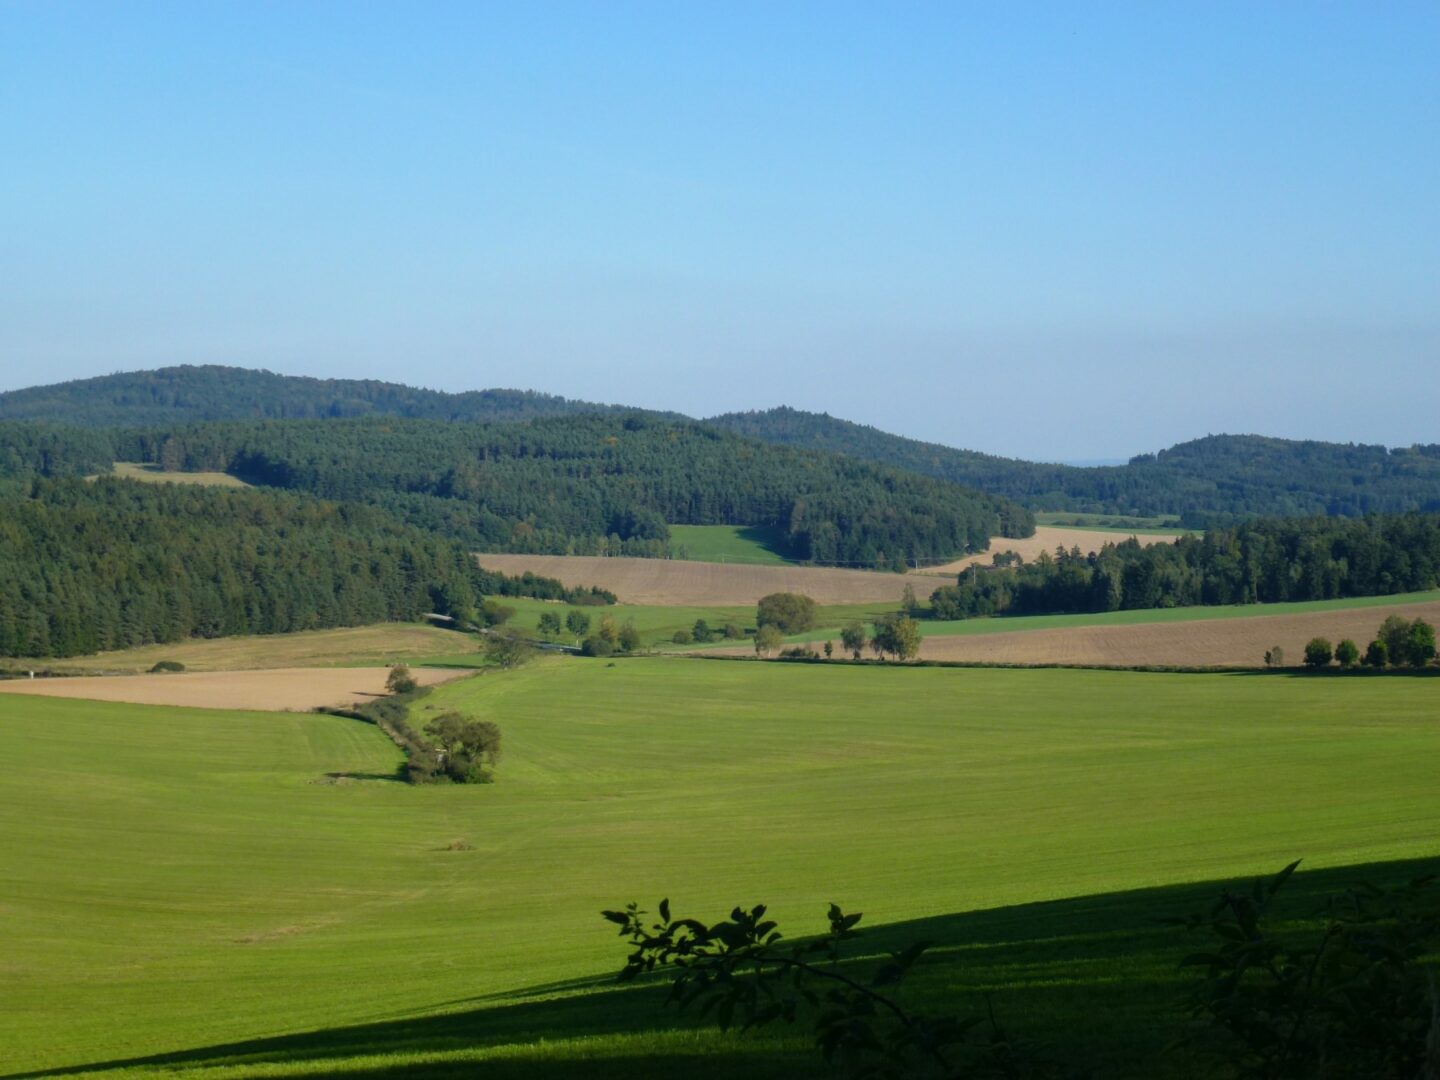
[0, 477, 595, 658]
[75, 415, 1035, 566]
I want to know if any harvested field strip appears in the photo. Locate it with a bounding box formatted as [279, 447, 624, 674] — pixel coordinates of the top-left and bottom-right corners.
[0, 666, 470, 712]
[765, 589, 1440, 645]
[919, 525, 1183, 576]
[475, 553, 933, 605]
[914, 598, 1440, 668]
[0, 623, 475, 674]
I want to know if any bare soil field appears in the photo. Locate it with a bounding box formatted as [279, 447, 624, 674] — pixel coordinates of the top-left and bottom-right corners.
[0, 624, 473, 674]
[476, 553, 936, 605]
[0, 666, 468, 712]
[914, 599, 1440, 668]
[917, 526, 1182, 577]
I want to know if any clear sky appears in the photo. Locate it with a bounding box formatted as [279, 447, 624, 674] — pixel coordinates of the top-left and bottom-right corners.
[2, 2, 1436, 461]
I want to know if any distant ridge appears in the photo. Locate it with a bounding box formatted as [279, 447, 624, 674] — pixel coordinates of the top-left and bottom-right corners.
[4, 367, 1438, 524]
[706, 406, 1440, 524]
[0, 364, 662, 427]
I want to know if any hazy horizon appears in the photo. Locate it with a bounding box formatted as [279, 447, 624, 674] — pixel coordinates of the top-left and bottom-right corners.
[3, 3, 1436, 459]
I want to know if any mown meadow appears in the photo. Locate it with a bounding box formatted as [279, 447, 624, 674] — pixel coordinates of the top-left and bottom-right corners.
[4, 657, 1438, 1078]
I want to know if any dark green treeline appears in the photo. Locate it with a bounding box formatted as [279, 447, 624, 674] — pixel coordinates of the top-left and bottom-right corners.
[931, 513, 1440, 619]
[0, 478, 574, 659]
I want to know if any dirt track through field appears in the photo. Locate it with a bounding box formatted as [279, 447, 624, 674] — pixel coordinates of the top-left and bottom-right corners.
[0, 666, 469, 712]
[915, 600, 1440, 668]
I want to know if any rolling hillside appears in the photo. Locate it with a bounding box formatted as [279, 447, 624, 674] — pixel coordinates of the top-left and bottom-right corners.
[710, 407, 1440, 523]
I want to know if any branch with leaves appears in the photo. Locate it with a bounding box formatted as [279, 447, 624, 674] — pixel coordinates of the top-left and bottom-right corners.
[601, 900, 1047, 1078]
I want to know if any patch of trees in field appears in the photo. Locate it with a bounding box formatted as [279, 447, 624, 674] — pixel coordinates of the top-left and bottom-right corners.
[107, 414, 1033, 567]
[710, 408, 1440, 524]
[1300, 615, 1437, 670]
[929, 513, 1440, 621]
[0, 478, 588, 659]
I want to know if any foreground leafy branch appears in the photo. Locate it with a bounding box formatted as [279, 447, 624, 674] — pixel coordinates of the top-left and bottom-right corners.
[1166, 860, 1440, 1079]
[601, 900, 1046, 1078]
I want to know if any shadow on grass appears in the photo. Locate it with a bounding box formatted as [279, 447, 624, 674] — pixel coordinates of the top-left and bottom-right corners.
[9, 856, 1436, 1080]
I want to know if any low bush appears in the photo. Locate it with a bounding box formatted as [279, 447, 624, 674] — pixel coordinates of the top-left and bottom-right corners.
[148, 660, 185, 673]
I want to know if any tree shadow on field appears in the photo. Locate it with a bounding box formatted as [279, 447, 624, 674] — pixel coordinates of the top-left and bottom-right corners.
[9, 857, 1436, 1080]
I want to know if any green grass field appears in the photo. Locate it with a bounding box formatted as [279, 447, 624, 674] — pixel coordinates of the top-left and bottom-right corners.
[5, 657, 1438, 1077]
[666, 524, 793, 565]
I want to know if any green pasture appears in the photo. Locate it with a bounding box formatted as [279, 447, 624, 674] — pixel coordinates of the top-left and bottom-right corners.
[666, 524, 793, 565]
[4, 658, 1439, 1077]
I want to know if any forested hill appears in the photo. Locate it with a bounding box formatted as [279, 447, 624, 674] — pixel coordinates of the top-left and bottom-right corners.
[105, 415, 1032, 566]
[708, 408, 1440, 524]
[0, 365, 654, 427]
[0, 478, 491, 658]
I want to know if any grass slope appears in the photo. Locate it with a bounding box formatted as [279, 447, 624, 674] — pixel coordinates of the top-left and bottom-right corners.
[0, 623, 475, 674]
[4, 658, 1439, 1077]
[666, 524, 793, 565]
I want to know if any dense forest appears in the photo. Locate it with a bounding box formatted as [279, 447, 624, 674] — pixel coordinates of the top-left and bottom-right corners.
[100, 415, 1032, 566]
[929, 513, 1440, 620]
[0, 478, 606, 659]
[709, 408, 1440, 524]
[0, 365, 655, 427]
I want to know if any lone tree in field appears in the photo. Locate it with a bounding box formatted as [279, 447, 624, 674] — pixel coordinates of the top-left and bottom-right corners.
[618, 620, 642, 653]
[901, 582, 919, 616]
[841, 621, 866, 661]
[537, 611, 563, 639]
[483, 629, 534, 669]
[1405, 618, 1436, 667]
[754, 624, 784, 656]
[1378, 615, 1412, 665]
[385, 664, 419, 695]
[756, 592, 817, 634]
[1302, 637, 1333, 669]
[1263, 646, 1285, 668]
[872, 613, 922, 661]
[1334, 638, 1360, 668]
[565, 610, 592, 644]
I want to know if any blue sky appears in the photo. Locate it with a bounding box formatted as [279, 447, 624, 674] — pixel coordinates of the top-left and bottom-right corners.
[2, 2, 1436, 460]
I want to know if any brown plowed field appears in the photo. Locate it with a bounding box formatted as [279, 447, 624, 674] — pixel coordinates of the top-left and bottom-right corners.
[476, 553, 936, 605]
[920, 526, 1182, 576]
[0, 666, 469, 712]
[915, 599, 1440, 668]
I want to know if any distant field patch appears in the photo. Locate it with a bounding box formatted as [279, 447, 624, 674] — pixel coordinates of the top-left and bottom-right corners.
[476, 553, 934, 605]
[1035, 511, 1185, 532]
[105, 461, 251, 487]
[0, 665, 468, 711]
[0, 623, 474, 674]
[668, 524, 793, 565]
